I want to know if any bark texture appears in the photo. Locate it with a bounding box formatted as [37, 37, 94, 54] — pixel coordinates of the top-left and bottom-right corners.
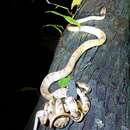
[25, 0, 130, 130]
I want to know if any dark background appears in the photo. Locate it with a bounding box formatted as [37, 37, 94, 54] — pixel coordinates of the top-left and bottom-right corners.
[4, 0, 71, 130]
[3, 1, 130, 130]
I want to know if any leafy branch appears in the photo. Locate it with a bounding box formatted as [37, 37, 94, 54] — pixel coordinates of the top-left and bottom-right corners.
[44, 0, 82, 35]
[46, 11, 80, 26]
[42, 24, 64, 36]
[46, 0, 71, 14]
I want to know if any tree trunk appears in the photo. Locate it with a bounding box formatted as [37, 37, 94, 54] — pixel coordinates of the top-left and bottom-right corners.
[25, 0, 130, 130]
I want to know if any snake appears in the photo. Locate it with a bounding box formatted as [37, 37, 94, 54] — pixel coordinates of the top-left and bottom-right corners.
[40, 7, 106, 101]
[33, 7, 107, 130]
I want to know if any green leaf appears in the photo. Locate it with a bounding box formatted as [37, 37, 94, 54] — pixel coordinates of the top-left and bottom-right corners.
[46, 11, 64, 17]
[46, 11, 80, 26]
[43, 24, 64, 36]
[63, 15, 80, 26]
[58, 76, 72, 88]
[71, 0, 82, 10]
[16, 87, 37, 92]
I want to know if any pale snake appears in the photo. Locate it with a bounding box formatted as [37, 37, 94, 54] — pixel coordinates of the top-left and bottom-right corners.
[33, 7, 106, 130]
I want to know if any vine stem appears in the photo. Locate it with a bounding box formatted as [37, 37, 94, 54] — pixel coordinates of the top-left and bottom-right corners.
[46, 0, 73, 15]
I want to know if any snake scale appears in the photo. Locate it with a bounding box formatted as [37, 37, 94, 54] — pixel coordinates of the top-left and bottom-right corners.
[33, 7, 106, 130]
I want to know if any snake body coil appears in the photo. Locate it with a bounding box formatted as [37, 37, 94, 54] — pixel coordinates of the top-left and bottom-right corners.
[40, 7, 106, 100]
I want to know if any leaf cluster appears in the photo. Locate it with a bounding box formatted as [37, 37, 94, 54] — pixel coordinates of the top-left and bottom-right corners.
[44, 0, 82, 35]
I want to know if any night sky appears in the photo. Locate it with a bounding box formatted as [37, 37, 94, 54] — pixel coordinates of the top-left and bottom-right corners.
[4, 0, 70, 130]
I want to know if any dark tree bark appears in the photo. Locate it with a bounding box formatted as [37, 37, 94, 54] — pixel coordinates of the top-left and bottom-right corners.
[25, 0, 130, 130]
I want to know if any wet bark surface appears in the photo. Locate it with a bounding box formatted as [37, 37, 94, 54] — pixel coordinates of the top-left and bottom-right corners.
[25, 0, 130, 130]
